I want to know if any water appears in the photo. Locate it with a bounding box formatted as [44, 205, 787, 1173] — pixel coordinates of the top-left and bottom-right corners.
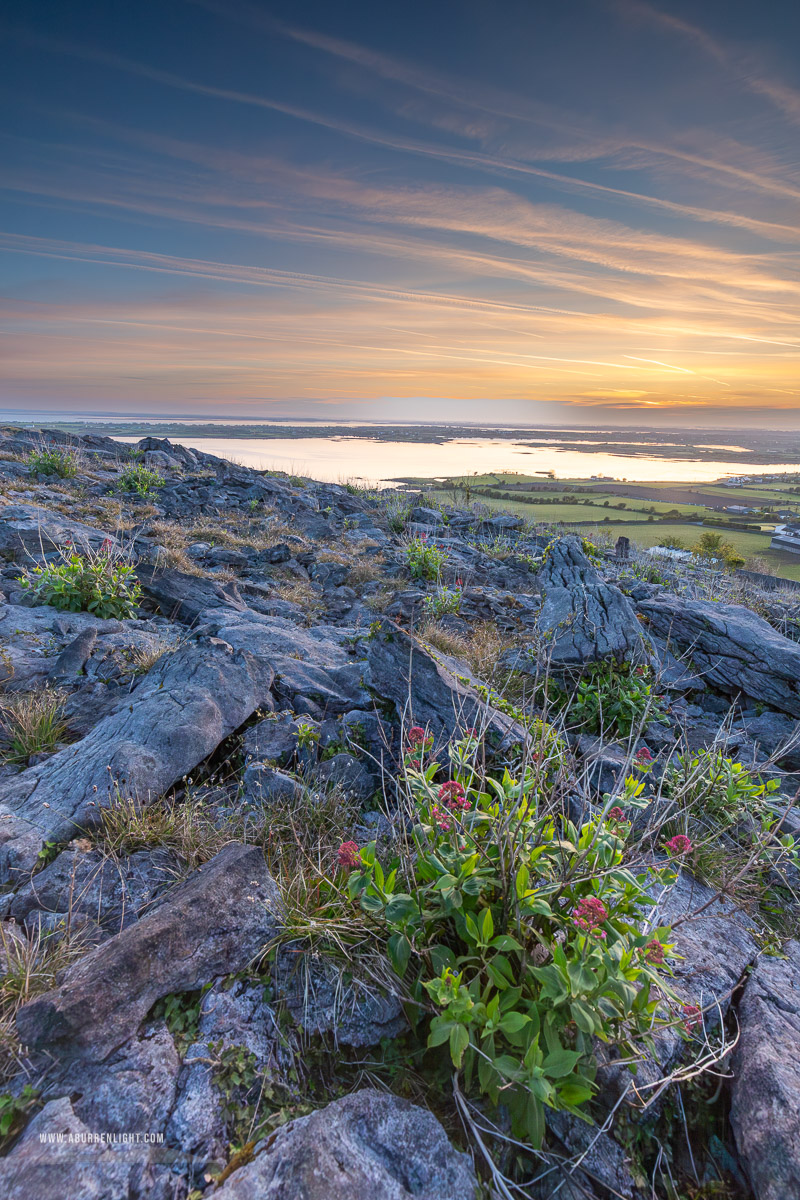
[115, 434, 800, 487]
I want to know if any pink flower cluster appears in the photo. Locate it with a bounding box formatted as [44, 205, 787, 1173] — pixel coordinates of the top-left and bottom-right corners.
[430, 804, 453, 832]
[336, 841, 361, 870]
[665, 834, 693, 857]
[643, 938, 665, 965]
[571, 895, 608, 937]
[405, 726, 433, 771]
[682, 1003, 703, 1032]
[437, 780, 470, 812]
[635, 746, 653, 768]
[607, 806, 626, 822]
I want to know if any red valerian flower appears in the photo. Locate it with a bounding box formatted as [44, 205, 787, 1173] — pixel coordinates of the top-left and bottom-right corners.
[635, 746, 653, 764]
[607, 806, 626, 822]
[407, 726, 427, 747]
[430, 804, 453, 832]
[682, 1003, 703, 1032]
[665, 834, 693, 856]
[643, 939, 665, 965]
[571, 895, 608, 932]
[437, 780, 469, 811]
[336, 841, 361, 870]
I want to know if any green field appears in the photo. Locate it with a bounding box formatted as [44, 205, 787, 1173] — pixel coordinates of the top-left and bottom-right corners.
[420, 479, 800, 581]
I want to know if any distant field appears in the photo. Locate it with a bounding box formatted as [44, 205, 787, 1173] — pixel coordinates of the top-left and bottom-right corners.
[420, 478, 800, 581]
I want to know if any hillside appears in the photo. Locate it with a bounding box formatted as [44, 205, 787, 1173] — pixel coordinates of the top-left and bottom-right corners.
[0, 429, 797, 1200]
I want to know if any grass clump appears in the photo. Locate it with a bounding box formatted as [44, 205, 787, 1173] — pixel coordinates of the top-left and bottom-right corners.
[661, 750, 799, 932]
[0, 689, 66, 763]
[20, 541, 141, 619]
[26, 446, 79, 479]
[0, 921, 97, 1085]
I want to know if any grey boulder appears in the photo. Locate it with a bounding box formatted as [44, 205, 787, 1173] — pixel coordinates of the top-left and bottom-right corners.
[0, 1097, 152, 1200]
[213, 1088, 477, 1200]
[366, 616, 525, 751]
[638, 594, 800, 717]
[731, 942, 800, 1200]
[534, 539, 647, 668]
[0, 637, 274, 883]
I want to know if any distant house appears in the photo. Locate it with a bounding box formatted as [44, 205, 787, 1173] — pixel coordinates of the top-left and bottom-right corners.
[724, 505, 755, 514]
[770, 524, 800, 553]
[648, 546, 693, 561]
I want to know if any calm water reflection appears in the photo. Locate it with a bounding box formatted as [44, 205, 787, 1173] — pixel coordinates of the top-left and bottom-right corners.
[117, 435, 799, 486]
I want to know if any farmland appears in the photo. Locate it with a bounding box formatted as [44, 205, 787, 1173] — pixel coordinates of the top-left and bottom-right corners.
[412, 471, 800, 581]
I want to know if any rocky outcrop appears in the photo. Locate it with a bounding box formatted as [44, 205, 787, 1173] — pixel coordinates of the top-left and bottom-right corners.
[0, 638, 274, 882]
[534, 538, 647, 668]
[136, 563, 248, 623]
[638, 594, 800, 716]
[731, 942, 800, 1200]
[16, 843, 283, 1061]
[8, 844, 177, 933]
[0, 503, 119, 559]
[366, 615, 525, 749]
[211, 1088, 478, 1200]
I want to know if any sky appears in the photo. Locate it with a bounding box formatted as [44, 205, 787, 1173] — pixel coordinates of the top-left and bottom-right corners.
[2, 0, 800, 427]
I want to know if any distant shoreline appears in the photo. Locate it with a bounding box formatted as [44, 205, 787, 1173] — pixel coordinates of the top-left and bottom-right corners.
[5, 419, 800, 467]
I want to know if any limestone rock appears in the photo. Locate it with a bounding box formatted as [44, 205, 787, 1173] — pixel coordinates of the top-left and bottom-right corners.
[212, 1088, 477, 1200]
[16, 843, 283, 1061]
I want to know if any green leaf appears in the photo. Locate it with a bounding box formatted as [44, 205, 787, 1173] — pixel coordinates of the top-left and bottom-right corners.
[428, 1019, 454, 1048]
[498, 1011, 530, 1035]
[570, 1000, 600, 1035]
[449, 1024, 470, 1068]
[542, 1047, 583, 1079]
[384, 894, 417, 923]
[387, 932, 412, 979]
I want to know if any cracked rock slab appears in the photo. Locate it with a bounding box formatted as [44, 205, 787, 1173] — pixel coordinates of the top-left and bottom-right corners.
[0, 637, 274, 883]
[16, 843, 283, 1062]
[731, 941, 800, 1200]
[638, 594, 800, 717]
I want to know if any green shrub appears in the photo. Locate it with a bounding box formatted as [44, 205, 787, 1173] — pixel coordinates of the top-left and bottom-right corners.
[21, 542, 141, 619]
[405, 536, 447, 581]
[116, 464, 165, 497]
[26, 447, 78, 479]
[0, 1085, 39, 1146]
[550, 662, 669, 739]
[343, 735, 677, 1148]
[423, 585, 462, 617]
[662, 750, 798, 931]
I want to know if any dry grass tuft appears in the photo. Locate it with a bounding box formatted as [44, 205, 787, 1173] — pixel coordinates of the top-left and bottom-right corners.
[0, 689, 67, 763]
[419, 618, 515, 684]
[0, 920, 99, 1083]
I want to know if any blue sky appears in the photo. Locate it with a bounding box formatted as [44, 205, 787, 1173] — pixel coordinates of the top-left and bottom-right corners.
[2, 0, 800, 425]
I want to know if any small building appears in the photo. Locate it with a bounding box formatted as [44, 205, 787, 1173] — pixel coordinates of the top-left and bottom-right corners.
[724, 505, 755, 515]
[770, 524, 800, 554]
[648, 546, 693, 561]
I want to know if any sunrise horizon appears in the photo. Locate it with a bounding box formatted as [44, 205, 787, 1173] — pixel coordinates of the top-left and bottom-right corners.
[3, 0, 800, 427]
